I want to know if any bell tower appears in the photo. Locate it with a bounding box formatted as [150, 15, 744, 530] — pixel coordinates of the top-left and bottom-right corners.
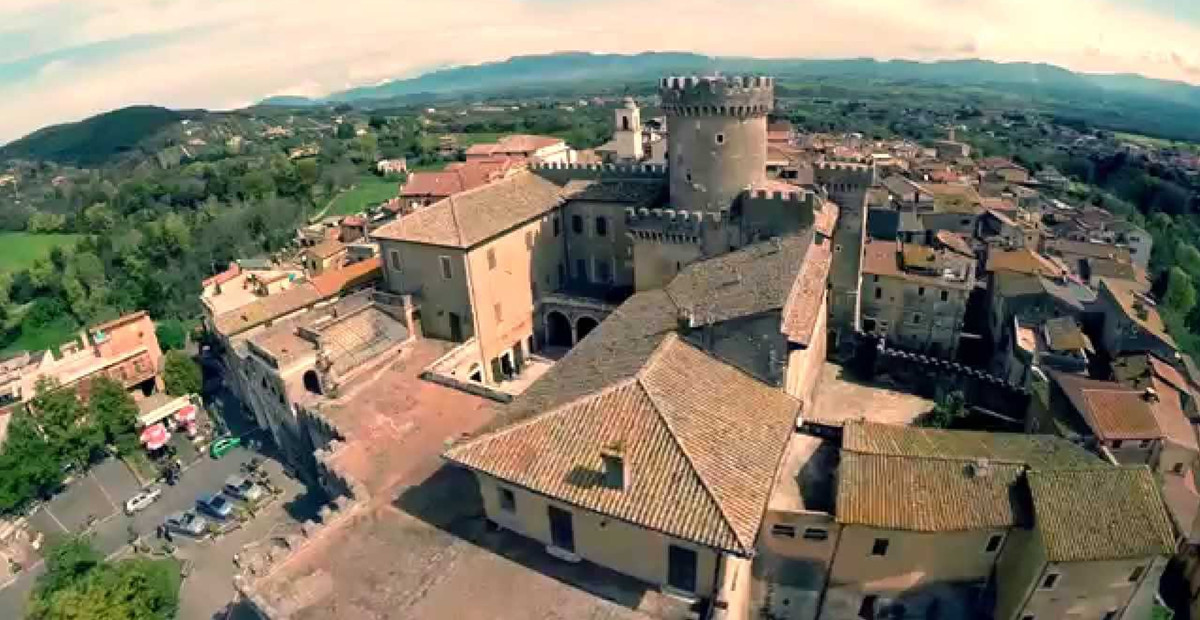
[614, 97, 643, 162]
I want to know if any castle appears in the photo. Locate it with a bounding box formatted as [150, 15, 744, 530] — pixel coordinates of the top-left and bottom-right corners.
[372, 74, 873, 393]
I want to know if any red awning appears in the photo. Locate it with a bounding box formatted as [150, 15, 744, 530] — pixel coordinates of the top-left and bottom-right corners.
[140, 423, 171, 451]
[175, 404, 197, 424]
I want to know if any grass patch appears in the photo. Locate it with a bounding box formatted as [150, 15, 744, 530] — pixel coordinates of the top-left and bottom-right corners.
[0, 232, 84, 274]
[0, 312, 80, 356]
[325, 175, 400, 216]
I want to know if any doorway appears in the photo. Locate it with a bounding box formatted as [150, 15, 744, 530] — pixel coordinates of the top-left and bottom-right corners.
[449, 312, 463, 342]
[547, 506, 575, 552]
[667, 545, 698, 593]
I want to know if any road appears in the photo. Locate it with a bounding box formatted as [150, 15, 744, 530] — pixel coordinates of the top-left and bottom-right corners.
[0, 438, 314, 619]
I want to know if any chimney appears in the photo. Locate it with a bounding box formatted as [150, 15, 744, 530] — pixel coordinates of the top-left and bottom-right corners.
[601, 440, 629, 491]
[968, 458, 992, 478]
[1143, 387, 1160, 403]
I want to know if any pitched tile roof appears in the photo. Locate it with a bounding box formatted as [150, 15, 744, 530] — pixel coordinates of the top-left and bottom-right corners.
[812, 199, 839, 238]
[304, 238, 347, 260]
[444, 334, 800, 556]
[986, 248, 1064, 277]
[667, 235, 812, 328]
[781, 241, 832, 346]
[842, 421, 1100, 468]
[837, 452, 1026, 532]
[1050, 371, 1162, 441]
[308, 258, 382, 298]
[465, 134, 563, 157]
[863, 240, 974, 290]
[1148, 376, 1198, 451]
[213, 283, 322, 337]
[374, 171, 567, 248]
[1100, 277, 1175, 348]
[1027, 466, 1174, 562]
[1048, 239, 1132, 263]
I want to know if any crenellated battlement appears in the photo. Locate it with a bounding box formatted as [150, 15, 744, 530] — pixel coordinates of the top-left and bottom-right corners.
[742, 188, 813, 202]
[625, 206, 726, 243]
[658, 75, 774, 118]
[814, 159, 877, 191]
[531, 161, 667, 182]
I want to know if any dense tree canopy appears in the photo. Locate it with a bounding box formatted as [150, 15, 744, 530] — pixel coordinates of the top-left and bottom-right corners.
[163, 351, 202, 397]
[29, 537, 181, 620]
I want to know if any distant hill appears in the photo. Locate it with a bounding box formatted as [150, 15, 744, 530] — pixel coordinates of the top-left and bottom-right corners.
[258, 52, 1200, 140]
[0, 106, 193, 167]
[265, 52, 1200, 110]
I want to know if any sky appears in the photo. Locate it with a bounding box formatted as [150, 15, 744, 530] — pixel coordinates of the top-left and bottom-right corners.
[1, 0, 1198, 144]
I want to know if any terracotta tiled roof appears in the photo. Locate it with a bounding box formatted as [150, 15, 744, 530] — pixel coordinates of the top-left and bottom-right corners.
[89, 311, 149, 336]
[837, 452, 1026, 532]
[843, 421, 1099, 468]
[444, 334, 800, 556]
[812, 199, 838, 238]
[304, 239, 346, 260]
[213, 284, 322, 337]
[202, 262, 240, 289]
[375, 171, 567, 248]
[465, 134, 562, 157]
[667, 235, 811, 328]
[1050, 371, 1162, 441]
[1028, 466, 1174, 562]
[935, 230, 973, 257]
[1099, 278, 1174, 348]
[1148, 355, 1191, 394]
[863, 240, 974, 290]
[986, 248, 1064, 277]
[781, 241, 832, 346]
[1149, 376, 1198, 451]
[1047, 238, 1132, 263]
[921, 183, 983, 214]
[308, 258, 382, 298]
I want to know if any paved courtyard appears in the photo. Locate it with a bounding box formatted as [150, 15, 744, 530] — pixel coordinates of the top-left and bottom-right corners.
[807, 362, 934, 426]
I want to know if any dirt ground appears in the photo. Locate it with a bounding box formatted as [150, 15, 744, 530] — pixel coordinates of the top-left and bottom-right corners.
[807, 362, 934, 426]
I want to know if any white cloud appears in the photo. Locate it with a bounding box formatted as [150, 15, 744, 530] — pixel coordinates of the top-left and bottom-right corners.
[1, 0, 1198, 143]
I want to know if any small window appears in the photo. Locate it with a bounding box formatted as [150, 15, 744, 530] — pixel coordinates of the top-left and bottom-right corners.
[770, 524, 797, 538]
[1020, 615, 1035, 620]
[1112, 440, 1124, 449]
[912, 313, 922, 325]
[440, 255, 453, 280]
[389, 250, 402, 272]
[715, 133, 725, 145]
[553, 216, 561, 237]
[1101, 612, 1117, 620]
[835, 244, 843, 253]
[595, 216, 608, 237]
[685, 172, 693, 183]
[597, 260, 612, 284]
[576, 259, 588, 283]
[499, 487, 516, 512]
[871, 287, 880, 300]
[571, 215, 584, 235]
[1040, 572, 1059, 590]
[494, 303, 502, 323]
[871, 538, 889, 556]
[940, 290, 949, 302]
[918, 286, 925, 297]
[1174, 462, 1185, 474]
[872, 275, 879, 282]
[487, 248, 497, 270]
[985, 534, 1004, 553]
[1138, 439, 1152, 449]
[525, 230, 535, 249]
[1129, 565, 1144, 583]
[803, 528, 829, 541]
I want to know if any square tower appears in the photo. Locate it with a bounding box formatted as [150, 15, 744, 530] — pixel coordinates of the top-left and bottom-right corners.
[614, 97, 643, 162]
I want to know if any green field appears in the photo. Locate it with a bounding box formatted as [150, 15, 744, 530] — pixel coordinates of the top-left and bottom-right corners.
[325, 176, 400, 216]
[0, 232, 83, 274]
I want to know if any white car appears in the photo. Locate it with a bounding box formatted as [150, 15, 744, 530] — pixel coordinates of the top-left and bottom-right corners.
[124, 486, 163, 515]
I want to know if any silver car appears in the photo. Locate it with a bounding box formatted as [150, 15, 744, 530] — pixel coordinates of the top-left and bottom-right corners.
[164, 510, 208, 537]
[223, 475, 264, 502]
[123, 486, 162, 515]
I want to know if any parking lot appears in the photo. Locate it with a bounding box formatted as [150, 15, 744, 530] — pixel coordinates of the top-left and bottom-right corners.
[0, 435, 315, 619]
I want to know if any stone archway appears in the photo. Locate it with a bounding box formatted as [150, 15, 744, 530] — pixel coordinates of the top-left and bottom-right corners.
[576, 316, 600, 342]
[546, 311, 572, 348]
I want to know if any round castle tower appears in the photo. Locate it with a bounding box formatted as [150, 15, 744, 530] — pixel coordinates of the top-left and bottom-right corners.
[659, 75, 774, 213]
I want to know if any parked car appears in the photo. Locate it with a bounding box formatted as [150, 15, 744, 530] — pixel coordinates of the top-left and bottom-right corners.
[209, 436, 241, 459]
[196, 493, 234, 520]
[164, 511, 208, 537]
[223, 474, 264, 502]
[123, 486, 163, 515]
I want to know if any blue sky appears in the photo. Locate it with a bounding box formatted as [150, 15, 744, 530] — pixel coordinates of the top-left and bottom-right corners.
[0, 0, 1198, 144]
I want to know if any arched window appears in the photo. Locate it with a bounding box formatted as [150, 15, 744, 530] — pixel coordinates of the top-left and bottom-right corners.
[303, 370, 323, 396]
[622, 116, 631, 131]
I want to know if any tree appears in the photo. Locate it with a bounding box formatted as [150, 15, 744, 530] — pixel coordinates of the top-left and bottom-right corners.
[924, 391, 968, 429]
[154, 319, 187, 351]
[33, 379, 104, 471]
[335, 123, 356, 140]
[0, 407, 65, 514]
[87, 378, 139, 456]
[1165, 267, 1197, 316]
[162, 351, 202, 397]
[28, 537, 181, 620]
